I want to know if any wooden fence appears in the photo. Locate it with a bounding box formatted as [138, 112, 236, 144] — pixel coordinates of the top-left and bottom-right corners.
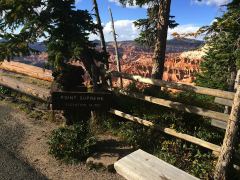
[109, 71, 239, 156]
[0, 69, 239, 159]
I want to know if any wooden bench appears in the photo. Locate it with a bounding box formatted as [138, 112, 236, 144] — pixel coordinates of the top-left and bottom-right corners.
[114, 149, 199, 180]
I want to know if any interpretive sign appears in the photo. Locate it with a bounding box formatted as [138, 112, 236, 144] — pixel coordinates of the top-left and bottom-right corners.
[51, 91, 112, 110]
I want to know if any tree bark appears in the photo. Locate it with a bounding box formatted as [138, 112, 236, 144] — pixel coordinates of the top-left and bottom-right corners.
[151, 0, 171, 80]
[214, 86, 240, 179]
[109, 7, 123, 88]
[92, 0, 112, 88]
[92, 0, 108, 68]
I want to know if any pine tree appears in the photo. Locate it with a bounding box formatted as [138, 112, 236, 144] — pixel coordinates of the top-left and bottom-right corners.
[0, 0, 108, 124]
[213, 2, 240, 179]
[0, 0, 106, 79]
[194, 1, 240, 178]
[0, 0, 45, 60]
[196, 0, 240, 91]
[119, 0, 178, 79]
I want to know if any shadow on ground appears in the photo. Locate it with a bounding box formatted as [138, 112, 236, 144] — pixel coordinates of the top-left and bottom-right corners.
[0, 102, 47, 180]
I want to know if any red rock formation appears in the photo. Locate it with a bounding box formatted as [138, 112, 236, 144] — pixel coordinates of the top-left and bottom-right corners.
[107, 40, 204, 87]
[5, 40, 204, 88]
[109, 51, 204, 87]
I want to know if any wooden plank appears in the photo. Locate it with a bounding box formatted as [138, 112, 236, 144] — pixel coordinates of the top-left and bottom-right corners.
[114, 149, 199, 180]
[211, 119, 227, 130]
[214, 97, 233, 107]
[212, 97, 232, 129]
[119, 91, 229, 122]
[0, 75, 50, 101]
[111, 71, 235, 100]
[109, 109, 221, 152]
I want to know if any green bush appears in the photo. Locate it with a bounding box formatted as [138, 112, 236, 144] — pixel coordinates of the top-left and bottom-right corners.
[118, 122, 159, 149]
[48, 123, 96, 163]
[0, 86, 11, 95]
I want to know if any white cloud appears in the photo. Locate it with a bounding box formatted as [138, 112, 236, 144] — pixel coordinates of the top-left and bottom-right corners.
[210, 19, 218, 25]
[90, 20, 203, 41]
[108, 0, 122, 6]
[168, 24, 202, 39]
[106, 0, 229, 8]
[105, 20, 140, 40]
[193, 0, 230, 6]
[108, 0, 148, 8]
[75, 0, 82, 5]
[90, 20, 140, 41]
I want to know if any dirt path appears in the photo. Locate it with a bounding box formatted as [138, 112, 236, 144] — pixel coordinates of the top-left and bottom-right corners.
[0, 100, 123, 180]
[0, 144, 47, 180]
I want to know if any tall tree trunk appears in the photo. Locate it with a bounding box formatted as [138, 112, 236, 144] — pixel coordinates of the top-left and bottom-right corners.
[92, 0, 108, 69]
[151, 0, 171, 80]
[91, 0, 109, 131]
[214, 86, 240, 179]
[109, 7, 123, 88]
[92, 0, 112, 89]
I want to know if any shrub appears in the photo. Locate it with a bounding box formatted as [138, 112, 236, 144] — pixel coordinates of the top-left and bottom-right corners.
[0, 86, 11, 95]
[48, 123, 96, 163]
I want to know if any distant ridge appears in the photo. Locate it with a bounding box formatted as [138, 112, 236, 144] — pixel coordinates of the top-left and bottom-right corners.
[29, 42, 46, 52]
[0, 39, 46, 53]
[0, 38, 204, 54]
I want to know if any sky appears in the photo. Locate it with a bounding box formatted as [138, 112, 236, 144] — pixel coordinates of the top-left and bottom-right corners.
[75, 0, 229, 41]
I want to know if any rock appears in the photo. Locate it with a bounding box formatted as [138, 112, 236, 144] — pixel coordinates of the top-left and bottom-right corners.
[4, 96, 15, 102]
[33, 158, 39, 162]
[86, 153, 120, 172]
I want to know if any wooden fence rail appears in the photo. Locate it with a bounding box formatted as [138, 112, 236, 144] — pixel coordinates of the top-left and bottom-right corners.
[214, 97, 233, 107]
[119, 90, 229, 122]
[111, 71, 235, 100]
[109, 109, 221, 153]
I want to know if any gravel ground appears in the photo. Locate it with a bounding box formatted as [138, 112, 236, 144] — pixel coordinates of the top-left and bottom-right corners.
[0, 145, 47, 180]
[0, 100, 123, 180]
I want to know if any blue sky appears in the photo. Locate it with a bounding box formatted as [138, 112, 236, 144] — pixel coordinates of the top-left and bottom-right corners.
[75, 0, 229, 41]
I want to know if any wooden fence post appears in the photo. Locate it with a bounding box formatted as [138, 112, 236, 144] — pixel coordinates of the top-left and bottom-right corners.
[214, 86, 240, 179]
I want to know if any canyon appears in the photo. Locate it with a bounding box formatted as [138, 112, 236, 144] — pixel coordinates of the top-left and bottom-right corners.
[107, 39, 205, 86]
[2, 39, 205, 86]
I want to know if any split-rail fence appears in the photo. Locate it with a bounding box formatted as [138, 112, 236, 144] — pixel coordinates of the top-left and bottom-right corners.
[0, 68, 240, 163]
